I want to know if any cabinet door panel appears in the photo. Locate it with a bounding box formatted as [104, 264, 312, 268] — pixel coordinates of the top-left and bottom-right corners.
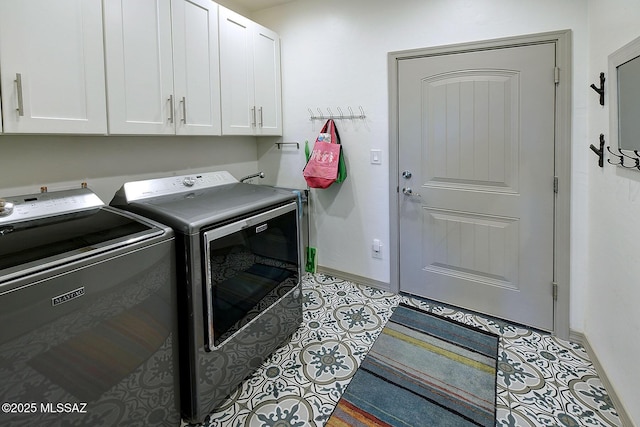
[0, 0, 107, 134]
[219, 8, 255, 135]
[254, 26, 282, 135]
[172, 0, 221, 135]
[104, 0, 174, 134]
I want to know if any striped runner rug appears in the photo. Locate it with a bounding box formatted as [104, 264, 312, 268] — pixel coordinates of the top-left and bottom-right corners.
[326, 303, 499, 427]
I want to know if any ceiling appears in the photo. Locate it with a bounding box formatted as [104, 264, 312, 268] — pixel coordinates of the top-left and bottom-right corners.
[231, 0, 296, 12]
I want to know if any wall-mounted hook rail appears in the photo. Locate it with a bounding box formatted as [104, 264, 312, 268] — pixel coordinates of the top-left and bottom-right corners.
[275, 142, 300, 150]
[590, 134, 605, 167]
[617, 148, 640, 168]
[606, 145, 623, 166]
[606, 145, 640, 170]
[308, 106, 366, 121]
[590, 72, 605, 106]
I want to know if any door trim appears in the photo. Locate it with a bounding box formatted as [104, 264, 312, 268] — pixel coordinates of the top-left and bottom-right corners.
[388, 30, 572, 339]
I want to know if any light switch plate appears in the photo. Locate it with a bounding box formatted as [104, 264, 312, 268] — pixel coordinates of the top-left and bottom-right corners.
[372, 238, 383, 258]
[370, 149, 382, 164]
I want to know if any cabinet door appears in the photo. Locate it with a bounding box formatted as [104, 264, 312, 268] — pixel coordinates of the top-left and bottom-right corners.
[0, 0, 107, 134]
[171, 0, 221, 135]
[104, 0, 175, 134]
[219, 7, 256, 135]
[253, 25, 282, 136]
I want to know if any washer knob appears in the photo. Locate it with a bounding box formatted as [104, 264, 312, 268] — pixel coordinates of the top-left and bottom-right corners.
[183, 177, 196, 187]
[0, 199, 15, 217]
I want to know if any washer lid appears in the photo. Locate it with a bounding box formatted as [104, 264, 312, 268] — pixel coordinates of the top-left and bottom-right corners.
[0, 189, 166, 283]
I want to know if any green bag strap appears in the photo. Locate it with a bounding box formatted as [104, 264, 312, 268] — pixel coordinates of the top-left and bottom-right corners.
[331, 121, 347, 183]
[336, 150, 347, 183]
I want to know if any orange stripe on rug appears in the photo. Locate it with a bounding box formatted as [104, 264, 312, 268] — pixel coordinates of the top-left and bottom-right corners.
[327, 399, 392, 427]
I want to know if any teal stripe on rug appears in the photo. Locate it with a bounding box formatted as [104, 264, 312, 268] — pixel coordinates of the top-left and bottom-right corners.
[342, 369, 483, 427]
[327, 303, 499, 427]
[361, 329, 496, 418]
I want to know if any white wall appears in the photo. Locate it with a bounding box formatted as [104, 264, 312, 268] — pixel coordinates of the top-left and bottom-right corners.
[0, 135, 259, 203]
[254, 0, 590, 330]
[586, 0, 640, 423]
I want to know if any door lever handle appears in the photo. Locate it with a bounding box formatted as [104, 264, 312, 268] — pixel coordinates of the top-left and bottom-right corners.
[402, 187, 421, 198]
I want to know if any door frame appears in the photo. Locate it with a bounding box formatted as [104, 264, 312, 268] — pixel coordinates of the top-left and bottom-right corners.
[388, 30, 572, 339]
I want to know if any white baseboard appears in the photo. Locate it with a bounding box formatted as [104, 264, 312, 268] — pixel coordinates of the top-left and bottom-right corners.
[315, 266, 391, 293]
[569, 330, 634, 427]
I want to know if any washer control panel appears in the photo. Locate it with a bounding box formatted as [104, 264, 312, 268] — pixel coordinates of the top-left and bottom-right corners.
[0, 188, 104, 225]
[120, 171, 239, 202]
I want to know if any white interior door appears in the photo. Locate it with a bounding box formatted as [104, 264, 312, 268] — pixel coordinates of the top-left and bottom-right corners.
[398, 43, 556, 331]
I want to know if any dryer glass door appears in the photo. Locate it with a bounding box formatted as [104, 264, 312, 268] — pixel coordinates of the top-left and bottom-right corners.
[203, 202, 300, 349]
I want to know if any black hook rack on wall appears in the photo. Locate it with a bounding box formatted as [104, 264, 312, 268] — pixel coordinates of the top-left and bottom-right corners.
[590, 134, 605, 167]
[590, 72, 605, 106]
[589, 133, 640, 171]
[606, 145, 640, 170]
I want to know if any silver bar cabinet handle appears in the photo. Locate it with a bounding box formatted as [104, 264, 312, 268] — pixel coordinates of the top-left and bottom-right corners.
[181, 96, 187, 123]
[251, 106, 256, 127]
[168, 95, 174, 124]
[258, 106, 263, 127]
[15, 73, 24, 117]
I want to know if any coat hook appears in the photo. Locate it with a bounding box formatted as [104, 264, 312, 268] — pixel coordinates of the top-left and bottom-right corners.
[620, 158, 640, 170]
[589, 133, 605, 167]
[606, 145, 624, 166]
[590, 72, 605, 106]
[616, 147, 640, 170]
[618, 147, 637, 161]
[307, 105, 366, 120]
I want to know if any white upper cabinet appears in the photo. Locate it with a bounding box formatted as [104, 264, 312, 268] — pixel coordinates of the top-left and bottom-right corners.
[219, 7, 282, 136]
[172, 0, 222, 135]
[103, 0, 174, 135]
[103, 0, 221, 135]
[253, 26, 282, 135]
[0, 0, 107, 134]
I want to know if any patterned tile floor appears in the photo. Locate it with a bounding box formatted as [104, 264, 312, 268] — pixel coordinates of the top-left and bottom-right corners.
[188, 274, 622, 427]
